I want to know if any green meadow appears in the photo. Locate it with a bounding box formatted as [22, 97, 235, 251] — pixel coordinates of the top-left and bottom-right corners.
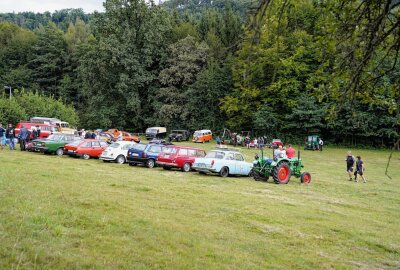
[0, 142, 399, 269]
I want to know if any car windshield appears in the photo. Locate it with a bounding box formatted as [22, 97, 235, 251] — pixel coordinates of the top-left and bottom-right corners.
[46, 134, 63, 141]
[163, 147, 177, 154]
[205, 151, 225, 159]
[132, 144, 147, 151]
[194, 131, 201, 136]
[109, 143, 120, 148]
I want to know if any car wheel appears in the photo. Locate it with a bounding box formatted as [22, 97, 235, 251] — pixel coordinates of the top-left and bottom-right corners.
[83, 154, 90, 160]
[56, 148, 64, 156]
[116, 155, 125, 164]
[182, 162, 191, 172]
[219, 166, 229, 177]
[146, 159, 155, 168]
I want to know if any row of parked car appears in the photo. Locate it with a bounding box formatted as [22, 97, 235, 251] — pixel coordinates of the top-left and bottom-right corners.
[29, 134, 254, 177]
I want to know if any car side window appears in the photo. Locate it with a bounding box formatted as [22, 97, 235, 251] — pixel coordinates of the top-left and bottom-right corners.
[149, 146, 161, 153]
[82, 142, 92, 148]
[179, 149, 188, 156]
[197, 150, 206, 157]
[92, 141, 101, 148]
[122, 145, 131, 150]
[235, 153, 244, 161]
[226, 153, 234, 160]
[188, 149, 196, 156]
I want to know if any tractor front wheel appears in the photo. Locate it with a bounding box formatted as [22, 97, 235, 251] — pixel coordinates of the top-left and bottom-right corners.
[301, 172, 312, 184]
[273, 162, 291, 184]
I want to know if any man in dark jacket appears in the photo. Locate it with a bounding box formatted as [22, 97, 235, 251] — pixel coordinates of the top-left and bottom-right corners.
[19, 125, 29, 151]
[6, 124, 15, 150]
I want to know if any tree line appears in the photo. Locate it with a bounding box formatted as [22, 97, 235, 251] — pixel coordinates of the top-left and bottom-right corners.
[0, 0, 398, 146]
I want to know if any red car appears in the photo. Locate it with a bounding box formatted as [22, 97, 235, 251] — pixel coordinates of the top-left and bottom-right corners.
[64, 139, 108, 159]
[156, 146, 206, 172]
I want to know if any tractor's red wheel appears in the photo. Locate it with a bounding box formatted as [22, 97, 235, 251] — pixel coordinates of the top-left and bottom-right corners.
[301, 172, 311, 184]
[273, 162, 291, 184]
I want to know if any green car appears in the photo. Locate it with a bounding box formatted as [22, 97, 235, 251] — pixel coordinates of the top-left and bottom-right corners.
[32, 133, 81, 156]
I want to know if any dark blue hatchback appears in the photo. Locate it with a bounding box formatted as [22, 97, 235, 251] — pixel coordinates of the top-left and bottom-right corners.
[127, 143, 165, 168]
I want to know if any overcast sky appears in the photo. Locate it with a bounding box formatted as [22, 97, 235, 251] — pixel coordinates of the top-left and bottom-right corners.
[0, 0, 105, 13]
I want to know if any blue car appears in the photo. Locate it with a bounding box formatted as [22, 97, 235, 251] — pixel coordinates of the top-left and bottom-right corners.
[127, 143, 165, 168]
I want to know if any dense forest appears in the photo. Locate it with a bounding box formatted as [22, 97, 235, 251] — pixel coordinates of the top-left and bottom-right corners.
[0, 0, 399, 146]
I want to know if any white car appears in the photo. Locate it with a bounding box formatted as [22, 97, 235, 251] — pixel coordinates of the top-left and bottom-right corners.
[192, 149, 253, 177]
[99, 141, 136, 164]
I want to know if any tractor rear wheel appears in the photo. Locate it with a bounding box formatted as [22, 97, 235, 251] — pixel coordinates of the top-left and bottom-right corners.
[273, 162, 291, 184]
[252, 165, 268, 181]
[301, 172, 312, 184]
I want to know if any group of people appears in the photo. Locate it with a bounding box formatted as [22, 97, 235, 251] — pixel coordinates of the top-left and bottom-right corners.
[346, 151, 366, 183]
[273, 144, 296, 159]
[0, 123, 38, 151]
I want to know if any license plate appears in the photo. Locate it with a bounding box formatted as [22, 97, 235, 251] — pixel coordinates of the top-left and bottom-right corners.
[68, 150, 74, 152]
[132, 153, 139, 157]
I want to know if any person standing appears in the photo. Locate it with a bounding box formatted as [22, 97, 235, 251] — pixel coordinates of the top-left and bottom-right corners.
[319, 138, 324, 151]
[19, 125, 29, 151]
[216, 135, 221, 145]
[354, 156, 366, 183]
[346, 151, 356, 181]
[0, 124, 5, 150]
[286, 144, 296, 158]
[245, 136, 250, 149]
[6, 124, 15, 150]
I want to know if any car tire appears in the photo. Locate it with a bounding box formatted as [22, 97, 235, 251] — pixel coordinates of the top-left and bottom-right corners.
[83, 154, 90, 160]
[56, 148, 64, 156]
[146, 159, 155, 168]
[182, 162, 191, 172]
[116, 155, 125, 164]
[219, 166, 229, 177]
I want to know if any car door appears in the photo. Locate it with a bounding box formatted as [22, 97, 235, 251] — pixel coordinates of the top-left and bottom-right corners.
[234, 153, 246, 175]
[225, 152, 236, 174]
[177, 148, 188, 167]
[91, 141, 103, 157]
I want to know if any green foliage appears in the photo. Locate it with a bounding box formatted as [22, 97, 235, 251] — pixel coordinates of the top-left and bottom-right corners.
[0, 90, 78, 126]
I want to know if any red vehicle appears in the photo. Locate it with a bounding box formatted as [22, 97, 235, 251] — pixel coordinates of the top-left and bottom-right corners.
[64, 139, 108, 160]
[156, 146, 206, 172]
[15, 122, 59, 139]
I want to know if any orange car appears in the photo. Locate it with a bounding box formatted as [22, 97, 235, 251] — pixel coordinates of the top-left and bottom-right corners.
[193, 129, 213, 143]
[104, 129, 140, 143]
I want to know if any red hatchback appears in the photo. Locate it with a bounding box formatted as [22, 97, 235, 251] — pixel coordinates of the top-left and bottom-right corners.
[64, 139, 108, 159]
[157, 146, 206, 172]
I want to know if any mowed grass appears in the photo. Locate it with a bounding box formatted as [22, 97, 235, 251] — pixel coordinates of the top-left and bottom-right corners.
[0, 141, 399, 269]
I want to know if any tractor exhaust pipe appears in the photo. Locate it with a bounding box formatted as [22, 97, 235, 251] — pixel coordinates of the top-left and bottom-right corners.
[298, 144, 301, 160]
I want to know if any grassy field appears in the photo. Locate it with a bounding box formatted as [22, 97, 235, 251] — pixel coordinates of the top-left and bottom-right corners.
[0, 141, 399, 269]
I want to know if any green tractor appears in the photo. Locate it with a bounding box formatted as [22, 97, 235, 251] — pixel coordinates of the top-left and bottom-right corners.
[252, 147, 311, 184]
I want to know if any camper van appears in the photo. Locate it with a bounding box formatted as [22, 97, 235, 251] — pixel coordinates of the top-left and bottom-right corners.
[30, 117, 76, 135]
[192, 129, 213, 143]
[145, 127, 167, 140]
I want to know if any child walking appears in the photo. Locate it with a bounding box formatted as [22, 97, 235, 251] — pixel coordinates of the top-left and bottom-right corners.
[354, 156, 366, 183]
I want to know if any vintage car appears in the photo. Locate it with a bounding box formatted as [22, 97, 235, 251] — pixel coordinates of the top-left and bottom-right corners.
[103, 129, 140, 143]
[192, 149, 253, 177]
[99, 141, 136, 164]
[64, 139, 108, 159]
[193, 129, 213, 143]
[145, 127, 167, 140]
[156, 146, 206, 172]
[32, 133, 81, 155]
[168, 130, 190, 142]
[127, 143, 165, 168]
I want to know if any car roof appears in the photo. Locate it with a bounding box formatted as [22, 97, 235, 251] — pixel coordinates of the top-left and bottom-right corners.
[164, 145, 203, 150]
[209, 149, 241, 154]
[195, 129, 212, 133]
